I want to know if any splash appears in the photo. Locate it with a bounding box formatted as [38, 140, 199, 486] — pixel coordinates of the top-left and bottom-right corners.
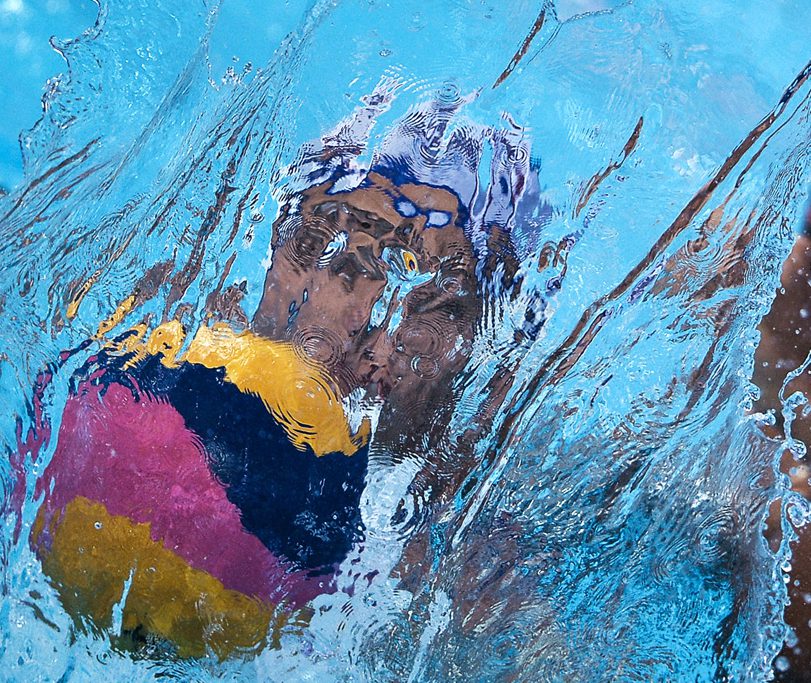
[1, 0, 810, 681]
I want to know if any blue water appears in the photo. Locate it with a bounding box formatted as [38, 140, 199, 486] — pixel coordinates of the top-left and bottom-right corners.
[0, 0, 314, 190]
[0, 0, 95, 190]
[1, 1, 810, 681]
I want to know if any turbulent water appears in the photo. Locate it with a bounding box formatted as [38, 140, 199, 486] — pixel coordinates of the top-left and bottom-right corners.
[1, 1, 810, 681]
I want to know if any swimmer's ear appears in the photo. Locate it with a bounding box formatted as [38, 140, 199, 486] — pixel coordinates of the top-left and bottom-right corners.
[270, 210, 289, 250]
[270, 207, 301, 252]
[270, 181, 333, 253]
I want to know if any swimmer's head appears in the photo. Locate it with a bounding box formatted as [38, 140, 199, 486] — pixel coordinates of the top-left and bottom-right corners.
[254, 170, 481, 413]
[253, 89, 541, 438]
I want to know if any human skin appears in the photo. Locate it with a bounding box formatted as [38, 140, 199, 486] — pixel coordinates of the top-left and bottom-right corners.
[253, 172, 483, 452]
[751, 208, 811, 677]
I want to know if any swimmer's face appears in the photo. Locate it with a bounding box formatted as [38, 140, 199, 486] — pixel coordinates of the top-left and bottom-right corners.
[254, 172, 480, 419]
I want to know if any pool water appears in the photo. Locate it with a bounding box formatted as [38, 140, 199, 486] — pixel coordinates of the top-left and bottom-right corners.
[1, 1, 810, 681]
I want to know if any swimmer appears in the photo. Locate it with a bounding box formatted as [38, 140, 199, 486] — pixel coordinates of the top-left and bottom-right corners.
[29, 93, 541, 658]
[752, 199, 811, 679]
